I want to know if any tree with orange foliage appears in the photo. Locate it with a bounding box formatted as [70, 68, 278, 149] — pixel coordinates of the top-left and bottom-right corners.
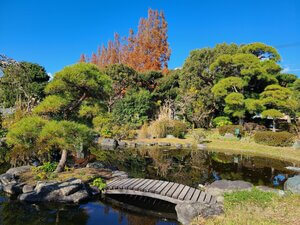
[79, 54, 86, 63]
[85, 9, 170, 73]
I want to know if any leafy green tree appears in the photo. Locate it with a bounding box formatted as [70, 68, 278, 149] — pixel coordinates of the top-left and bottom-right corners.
[39, 120, 93, 173]
[6, 116, 47, 165]
[211, 77, 246, 99]
[33, 63, 111, 172]
[238, 42, 281, 61]
[260, 84, 297, 132]
[34, 63, 111, 121]
[112, 88, 153, 127]
[0, 62, 50, 110]
[224, 92, 245, 124]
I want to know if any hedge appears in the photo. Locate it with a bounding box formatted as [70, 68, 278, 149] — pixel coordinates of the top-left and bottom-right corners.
[254, 131, 294, 147]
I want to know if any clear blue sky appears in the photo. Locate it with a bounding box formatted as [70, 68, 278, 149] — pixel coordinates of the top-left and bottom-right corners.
[1, 0, 300, 76]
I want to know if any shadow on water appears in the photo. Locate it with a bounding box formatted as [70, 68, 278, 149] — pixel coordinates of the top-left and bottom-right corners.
[0, 192, 178, 225]
[92, 147, 299, 188]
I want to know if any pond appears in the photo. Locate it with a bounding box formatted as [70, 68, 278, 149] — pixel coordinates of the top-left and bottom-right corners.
[0, 147, 299, 225]
[93, 147, 299, 188]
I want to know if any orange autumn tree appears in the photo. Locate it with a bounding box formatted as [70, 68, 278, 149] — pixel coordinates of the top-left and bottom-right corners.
[84, 9, 171, 73]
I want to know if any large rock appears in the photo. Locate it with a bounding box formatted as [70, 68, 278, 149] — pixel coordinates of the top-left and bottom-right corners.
[284, 175, 300, 194]
[19, 178, 90, 203]
[293, 140, 300, 150]
[22, 184, 35, 193]
[205, 180, 253, 196]
[111, 170, 128, 179]
[256, 185, 285, 196]
[100, 138, 118, 150]
[0, 173, 16, 185]
[6, 166, 31, 176]
[3, 182, 23, 195]
[175, 202, 223, 225]
[86, 161, 105, 169]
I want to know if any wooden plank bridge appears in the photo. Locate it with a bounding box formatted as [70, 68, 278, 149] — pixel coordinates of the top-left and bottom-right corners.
[104, 178, 217, 205]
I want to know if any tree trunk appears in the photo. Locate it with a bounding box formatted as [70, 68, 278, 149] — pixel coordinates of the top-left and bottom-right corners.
[55, 150, 68, 173]
[272, 119, 276, 132]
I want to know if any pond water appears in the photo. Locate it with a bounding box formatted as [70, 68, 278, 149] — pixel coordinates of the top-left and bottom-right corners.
[0, 148, 299, 225]
[94, 148, 299, 188]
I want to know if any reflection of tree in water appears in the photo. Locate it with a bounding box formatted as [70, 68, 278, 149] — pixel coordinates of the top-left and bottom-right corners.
[127, 214, 157, 225]
[0, 200, 89, 225]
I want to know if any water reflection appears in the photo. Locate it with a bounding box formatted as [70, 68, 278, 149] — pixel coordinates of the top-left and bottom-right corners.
[0, 193, 177, 225]
[93, 148, 299, 188]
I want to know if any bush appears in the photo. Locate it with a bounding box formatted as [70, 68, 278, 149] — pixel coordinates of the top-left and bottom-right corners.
[148, 119, 187, 138]
[191, 130, 206, 144]
[254, 131, 295, 147]
[91, 178, 107, 191]
[213, 116, 232, 127]
[218, 125, 245, 136]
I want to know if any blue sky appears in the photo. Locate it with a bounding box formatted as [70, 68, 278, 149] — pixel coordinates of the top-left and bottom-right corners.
[1, 0, 299, 76]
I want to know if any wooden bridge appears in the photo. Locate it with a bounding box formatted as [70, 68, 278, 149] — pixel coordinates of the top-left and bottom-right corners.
[104, 178, 217, 205]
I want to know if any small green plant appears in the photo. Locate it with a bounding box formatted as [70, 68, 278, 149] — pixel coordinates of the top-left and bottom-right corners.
[91, 178, 107, 191]
[213, 116, 232, 127]
[35, 171, 48, 180]
[32, 162, 58, 180]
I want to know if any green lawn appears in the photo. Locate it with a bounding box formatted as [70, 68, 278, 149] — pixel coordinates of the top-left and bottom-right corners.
[191, 189, 300, 225]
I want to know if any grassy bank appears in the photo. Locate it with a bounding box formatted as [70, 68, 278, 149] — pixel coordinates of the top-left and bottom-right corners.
[206, 139, 300, 164]
[191, 189, 300, 225]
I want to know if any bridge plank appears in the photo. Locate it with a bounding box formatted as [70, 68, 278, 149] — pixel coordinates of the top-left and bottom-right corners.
[178, 186, 190, 200]
[160, 182, 175, 196]
[140, 180, 156, 191]
[120, 179, 140, 189]
[166, 183, 180, 197]
[107, 179, 126, 189]
[149, 180, 165, 193]
[145, 180, 160, 192]
[210, 196, 217, 204]
[172, 184, 185, 199]
[154, 181, 169, 194]
[197, 191, 206, 203]
[191, 189, 201, 202]
[184, 188, 195, 201]
[106, 179, 121, 187]
[132, 179, 149, 190]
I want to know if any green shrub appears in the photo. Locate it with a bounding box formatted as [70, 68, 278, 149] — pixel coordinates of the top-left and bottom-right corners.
[32, 162, 58, 173]
[91, 178, 107, 191]
[218, 125, 245, 136]
[213, 116, 232, 127]
[254, 131, 294, 147]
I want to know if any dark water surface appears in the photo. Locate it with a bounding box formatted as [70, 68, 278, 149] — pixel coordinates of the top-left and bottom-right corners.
[0, 148, 299, 225]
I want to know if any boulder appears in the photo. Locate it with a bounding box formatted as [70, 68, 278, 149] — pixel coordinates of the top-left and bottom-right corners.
[175, 202, 223, 225]
[183, 143, 192, 149]
[174, 143, 183, 149]
[118, 141, 128, 149]
[224, 133, 235, 139]
[3, 182, 23, 195]
[256, 186, 285, 196]
[293, 140, 300, 150]
[100, 138, 118, 150]
[197, 144, 207, 150]
[205, 180, 253, 196]
[86, 161, 105, 169]
[0, 173, 16, 185]
[22, 184, 35, 193]
[111, 170, 128, 179]
[19, 178, 90, 203]
[166, 134, 175, 139]
[284, 175, 300, 194]
[158, 142, 171, 147]
[6, 166, 31, 177]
